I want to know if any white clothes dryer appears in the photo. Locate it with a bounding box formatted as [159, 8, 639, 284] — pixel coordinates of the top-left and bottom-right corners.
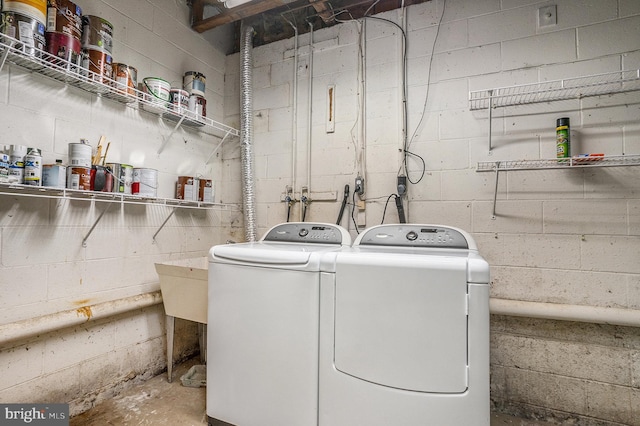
[319, 224, 490, 426]
[207, 223, 351, 426]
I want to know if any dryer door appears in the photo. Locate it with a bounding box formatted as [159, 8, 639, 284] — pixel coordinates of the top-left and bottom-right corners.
[333, 252, 469, 393]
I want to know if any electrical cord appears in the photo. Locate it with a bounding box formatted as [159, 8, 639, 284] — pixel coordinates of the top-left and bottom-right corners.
[351, 191, 359, 234]
[381, 193, 398, 224]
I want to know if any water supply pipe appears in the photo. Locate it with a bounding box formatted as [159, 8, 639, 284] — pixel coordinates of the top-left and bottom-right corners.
[490, 298, 640, 328]
[240, 25, 258, 242]
[0, 291, 163, 347]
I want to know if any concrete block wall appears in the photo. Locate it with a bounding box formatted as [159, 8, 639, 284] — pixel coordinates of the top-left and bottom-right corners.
[0, 0, 240, 415]
[223, 0, 640, 423]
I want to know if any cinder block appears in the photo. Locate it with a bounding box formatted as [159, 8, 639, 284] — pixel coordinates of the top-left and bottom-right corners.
[440, 108, 487, 139]
[433, 43, 501, 81]
[254, 84, 290, 111]
[543, 199, 628, 235]
[584, 167, 640, 200]
[44, 322, 116, 373]
[433, 20, 468, 54]
[407, 201, 472, 230]
[585, 381, 635, 425]
[366, 62, 400, 92]
[441, 169, 503, 202]
[473, 200, 543, 233]
[0, 341, 44, 387]
[442, 0, 500, 23]
[581, 235, 640, 274]
[503, 367, 588, 414]
[493, 233, 581, 269]
[468, 6, 535, 46]
[506, 169, 585, 200]
[502, 30, 577, 71]
[578, 16, 640, 60]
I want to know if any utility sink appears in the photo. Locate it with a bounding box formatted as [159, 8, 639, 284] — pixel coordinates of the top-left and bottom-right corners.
[155, 257, 208, 382]
[155, 257, 208, 324]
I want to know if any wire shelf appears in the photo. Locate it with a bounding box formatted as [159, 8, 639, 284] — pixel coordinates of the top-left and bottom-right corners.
[0, 33, 239, 139]
[477, 155, 640, 172]
[469, 69, 640, 110]
[0, 182, 241, 209]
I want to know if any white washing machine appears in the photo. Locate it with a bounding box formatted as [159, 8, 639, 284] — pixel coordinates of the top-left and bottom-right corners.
[319, 224, 490, 426]
[207, 222, 351, 426]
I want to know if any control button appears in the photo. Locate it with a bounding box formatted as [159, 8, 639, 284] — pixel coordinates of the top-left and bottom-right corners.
[406, 231, 418, 241]
[299, 228, 309, 237]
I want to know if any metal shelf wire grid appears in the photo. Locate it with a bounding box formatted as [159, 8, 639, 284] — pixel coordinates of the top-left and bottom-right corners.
[0, 33, 239, 139]
[469, 69, 640, 110]
[477, 155, 640, 172]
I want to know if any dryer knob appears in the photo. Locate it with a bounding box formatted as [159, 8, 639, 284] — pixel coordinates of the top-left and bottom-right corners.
[406, 231, 418, 241]
[299, 228, 309, 237]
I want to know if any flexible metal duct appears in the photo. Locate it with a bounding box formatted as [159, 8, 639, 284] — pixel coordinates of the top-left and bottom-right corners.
[240, 25, 258, 242]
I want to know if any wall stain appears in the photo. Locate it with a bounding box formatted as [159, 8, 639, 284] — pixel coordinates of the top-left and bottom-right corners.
[77, 306, 93, 321]
[74, 299, 91, 306]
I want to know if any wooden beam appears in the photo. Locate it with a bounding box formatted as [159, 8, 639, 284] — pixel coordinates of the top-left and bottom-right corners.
[192, 0, 286, 33]
[308, 0, 334, 23]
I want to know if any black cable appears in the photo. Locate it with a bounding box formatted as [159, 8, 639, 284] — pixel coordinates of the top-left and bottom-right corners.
[302, 203, 307, 222]
[351, 191, 359, 234]
[380, 194, 398, 224]
[404, 149, 426, 184]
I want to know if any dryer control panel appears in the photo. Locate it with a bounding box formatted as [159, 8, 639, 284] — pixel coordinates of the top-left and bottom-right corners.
[262, 222, 350, 245]
[356, 224, 470, 249]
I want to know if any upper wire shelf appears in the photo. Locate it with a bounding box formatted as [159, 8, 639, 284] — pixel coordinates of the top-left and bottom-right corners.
[477, 155, 640, 172]
[0, 33, 239, 139]
[469, 69, 640, 110]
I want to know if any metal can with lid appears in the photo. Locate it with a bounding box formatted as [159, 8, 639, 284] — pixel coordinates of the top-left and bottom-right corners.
[24, 148, 43, 186]
[556, 117, 571, 159]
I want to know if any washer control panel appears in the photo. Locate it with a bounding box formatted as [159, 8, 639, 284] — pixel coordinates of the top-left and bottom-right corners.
[263, 223, 349, 245]
[356, 225, 469, 249]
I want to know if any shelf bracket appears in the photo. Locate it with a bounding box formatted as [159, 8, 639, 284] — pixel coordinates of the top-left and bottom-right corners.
[0, 44, 10, 73]
[491, 164, 500, 219]
[82, 201, 114, 247]
[488, 89, 493, 153]
[205, 130, 233, 164]
[152, 208, 177, 242]
[157, 115, 187, 155]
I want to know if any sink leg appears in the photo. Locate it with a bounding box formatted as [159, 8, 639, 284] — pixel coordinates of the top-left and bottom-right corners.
[199, 323, 207, 364]
[166, 315, 175, 382]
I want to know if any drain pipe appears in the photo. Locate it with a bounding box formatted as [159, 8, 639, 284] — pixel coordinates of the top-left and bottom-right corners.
[303, 21, 314, 220]
[0, 291, 163, 347]
[490, 298, 640, 328]
[240, 24, 258, 242]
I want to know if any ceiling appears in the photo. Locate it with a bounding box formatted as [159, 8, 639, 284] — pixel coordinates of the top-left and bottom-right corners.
[191, 0, 430, 52]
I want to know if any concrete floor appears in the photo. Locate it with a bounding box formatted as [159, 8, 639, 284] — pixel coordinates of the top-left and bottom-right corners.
[70, 357, 553, 426]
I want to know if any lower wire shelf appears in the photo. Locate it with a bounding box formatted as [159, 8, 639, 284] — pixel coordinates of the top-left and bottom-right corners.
[476, 155, 640, 218]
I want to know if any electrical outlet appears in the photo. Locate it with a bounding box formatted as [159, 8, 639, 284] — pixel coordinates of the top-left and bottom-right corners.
[355, 176, 364, 196]
[538, 5, 557, 28]
[397, 175, 407, 196]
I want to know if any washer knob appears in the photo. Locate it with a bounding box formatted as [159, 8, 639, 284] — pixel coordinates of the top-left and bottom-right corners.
[406, 231, 418, 241]
[299, 228, 309, 237]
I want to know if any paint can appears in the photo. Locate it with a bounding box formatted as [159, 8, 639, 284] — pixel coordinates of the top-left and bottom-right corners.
[67, 166, 90, 190]
[46, 32, 81, 66]
[112, 63, 137, 96]
[2, 0, 47, 24]
[42, 160, 66, 188]
[0, 153, 10, 183]
[68, 142, 91, 168]
[106, 163, 133, 194]
[90, 165, 112, 191]
[169, 88, 189, 113]
[8, 144, 28, 184]
[142, 77, 171, 113]
[198, 179, 213, 203]
[81, 15, 113, 54]
[45, 0, 82, 66]
[24, 148, 42, 186]
[176, 176, 196, 201]
[132, 168, 158, 198]
[0, 11, 46, 56]
[82, 48, 113, 83]
[188, 95, 206, 119]
[183, 71, 205, 96]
